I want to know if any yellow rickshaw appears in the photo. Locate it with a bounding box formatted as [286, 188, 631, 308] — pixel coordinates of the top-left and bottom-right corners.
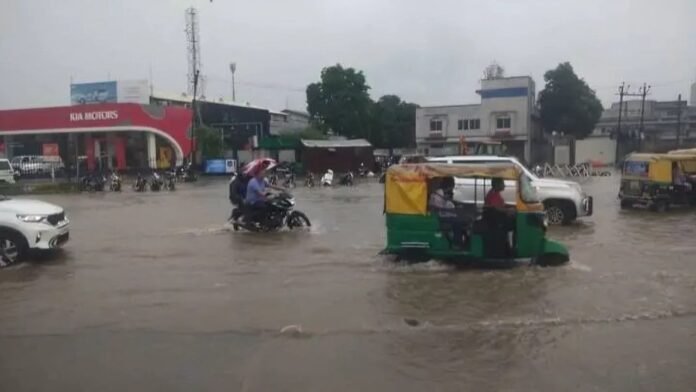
[383, 162, 569, 266]
[619, 153, 696, 211]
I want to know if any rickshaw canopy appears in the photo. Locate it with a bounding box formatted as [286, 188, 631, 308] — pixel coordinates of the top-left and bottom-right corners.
[668, 148, 696, 155]
[624, 153, 696, 182]
[385, 162, 522, 215]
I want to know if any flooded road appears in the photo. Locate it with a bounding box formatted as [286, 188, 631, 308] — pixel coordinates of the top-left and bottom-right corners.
[1, 176, 694, 391]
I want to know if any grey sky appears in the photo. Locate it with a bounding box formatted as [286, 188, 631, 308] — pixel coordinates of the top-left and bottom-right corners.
[1, 0, 695, 111]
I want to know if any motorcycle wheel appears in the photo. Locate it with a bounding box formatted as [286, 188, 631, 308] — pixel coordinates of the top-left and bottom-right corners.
[287, 211, 311, 229]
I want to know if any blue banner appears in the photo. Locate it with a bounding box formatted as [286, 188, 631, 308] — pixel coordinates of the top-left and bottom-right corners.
[71, 81, 117, 105]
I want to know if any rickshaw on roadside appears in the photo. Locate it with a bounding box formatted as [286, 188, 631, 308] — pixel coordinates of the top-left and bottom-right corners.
[383, 162, 569, 267]
[619, 153, 696, 211]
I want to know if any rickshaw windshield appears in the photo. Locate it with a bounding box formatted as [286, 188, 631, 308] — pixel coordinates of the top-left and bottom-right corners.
[624, 161, 649, 177]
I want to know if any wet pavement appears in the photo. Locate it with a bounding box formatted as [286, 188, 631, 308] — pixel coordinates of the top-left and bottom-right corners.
[0, 176, 694, 391]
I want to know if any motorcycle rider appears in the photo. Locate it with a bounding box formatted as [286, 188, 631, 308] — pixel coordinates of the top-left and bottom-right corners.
[228, 171, 249, 222]
[244, 165, 285, 224]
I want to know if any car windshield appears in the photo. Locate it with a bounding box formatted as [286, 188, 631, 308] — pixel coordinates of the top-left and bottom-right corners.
[0, 161, 11, 170]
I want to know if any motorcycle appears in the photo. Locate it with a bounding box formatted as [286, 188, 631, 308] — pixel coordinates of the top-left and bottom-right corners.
[321, 169, 334, 186]
[133, 173, 147, 192]
[339, 171, 354, 186]
[109, 172, 122, 192]
[163, 172, 176, 191]
[282, 171, 296, 188]
[232, 191, 311, 232]
[150, 172, 163, 192]
[304, 172, 315, 188]
[79, 173, 106, 192]
[176, 162, 198, 182]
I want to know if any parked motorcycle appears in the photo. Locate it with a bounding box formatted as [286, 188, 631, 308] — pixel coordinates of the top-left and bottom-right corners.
[282, 171, 296, 188]
[79, 173, 106, 192]
[321, 169, 334, 186]
[163, 172, 176, 191]
[176, 162, 198, 182]
[109, 172, 122, 192]
[232, 191, 311, 232]
[339, 171, 354, 186]
[304, 172, 315, 188]
[133, 173, 147, 192]
[150, 172, 163, 192]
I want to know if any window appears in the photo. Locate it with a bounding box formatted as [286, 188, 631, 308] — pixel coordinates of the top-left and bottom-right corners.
[470, 119, 480, 129]
[457, 119, 468, 130]
[430, 119, 443, 132]
[496, 117, 511, 129]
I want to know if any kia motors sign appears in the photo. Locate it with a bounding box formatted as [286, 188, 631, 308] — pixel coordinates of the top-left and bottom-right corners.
[69, 110, 119, 122]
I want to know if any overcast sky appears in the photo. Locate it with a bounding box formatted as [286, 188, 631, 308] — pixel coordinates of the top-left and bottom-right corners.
[1, 0, 695, 111]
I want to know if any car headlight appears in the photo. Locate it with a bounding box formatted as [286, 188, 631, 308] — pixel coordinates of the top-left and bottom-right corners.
[17, 214, 46, 223]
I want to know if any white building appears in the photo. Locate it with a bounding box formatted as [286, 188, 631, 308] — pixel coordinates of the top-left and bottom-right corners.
[416, 76, 540, 162]
[270, 109, 310, 135]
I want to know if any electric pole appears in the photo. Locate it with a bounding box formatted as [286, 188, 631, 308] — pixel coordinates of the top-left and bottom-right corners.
[676, 94, 683, 148]
[638, 83, 651, 151]
[615, 83, 625, 163]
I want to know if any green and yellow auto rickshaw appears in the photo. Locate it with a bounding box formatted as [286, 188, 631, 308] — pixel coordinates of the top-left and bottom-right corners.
[619, 153, 696, 211]
[383, 162, 569, 266]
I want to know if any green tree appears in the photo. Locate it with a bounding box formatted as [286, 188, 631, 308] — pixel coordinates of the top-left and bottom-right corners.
[538, 62, 603, 139]
[306, 64, 372, 138]
[195, 125, 223, 158]
[370, 95, 418, 148]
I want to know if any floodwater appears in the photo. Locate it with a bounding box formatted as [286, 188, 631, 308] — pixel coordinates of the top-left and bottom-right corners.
[0, 176, 694, 391]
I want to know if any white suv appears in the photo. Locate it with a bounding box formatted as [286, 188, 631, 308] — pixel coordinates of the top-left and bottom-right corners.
[0, 196, 69, 266]
[427, 156, 593, 225]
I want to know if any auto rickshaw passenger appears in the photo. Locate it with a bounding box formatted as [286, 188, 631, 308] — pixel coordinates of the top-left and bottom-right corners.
[429, 176, 465, 247]
[672, 162, 693, 191]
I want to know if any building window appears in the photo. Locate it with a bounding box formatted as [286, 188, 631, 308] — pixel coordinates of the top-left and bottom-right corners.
[458, 119, 468, 130]
[470, 119, 480, 129]
[430, 119, 443, 132]
[496, 117, 511, 129]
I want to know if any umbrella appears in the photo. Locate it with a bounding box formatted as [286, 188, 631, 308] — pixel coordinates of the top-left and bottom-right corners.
[242, 158, 277, 176]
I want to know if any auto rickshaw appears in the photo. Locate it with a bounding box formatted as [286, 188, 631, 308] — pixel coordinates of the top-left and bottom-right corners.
[619, 153, 696, 211]
[383, 162, 569, 266]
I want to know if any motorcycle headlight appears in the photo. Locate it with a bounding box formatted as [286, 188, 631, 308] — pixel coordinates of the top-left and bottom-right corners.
[288, 198, 295, 206]
[17, 214, 46, 223]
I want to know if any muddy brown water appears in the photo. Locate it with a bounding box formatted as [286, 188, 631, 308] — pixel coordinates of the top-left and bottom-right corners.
[0, 176, 694, 391]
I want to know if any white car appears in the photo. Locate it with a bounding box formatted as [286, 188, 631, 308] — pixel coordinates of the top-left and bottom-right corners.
[427, 156, 593, 225]
[0, 159, 16, 184]
[0, 196, 69, 266]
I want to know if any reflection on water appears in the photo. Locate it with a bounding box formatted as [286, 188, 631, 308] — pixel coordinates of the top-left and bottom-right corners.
[0, 177, 694, 391]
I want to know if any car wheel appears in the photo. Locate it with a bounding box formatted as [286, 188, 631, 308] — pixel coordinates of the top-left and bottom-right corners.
[0, 233, 27, 267]
[651, 200, 668, 212]
[620, 200, 633, 209]
[544, 201, 570, 225]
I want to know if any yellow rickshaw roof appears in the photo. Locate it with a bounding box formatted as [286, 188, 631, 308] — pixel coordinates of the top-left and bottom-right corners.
[625, 153, 696, 162]
[386, 162, 521, 181]
[668, 148, 696, 155]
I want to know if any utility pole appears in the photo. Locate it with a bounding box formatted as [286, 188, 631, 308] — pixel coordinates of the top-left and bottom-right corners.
[615, 83, 625, 164]
[638, 83, 651, 152]
[229, 63, 236, 101]
[676, 94, 683, 148]
[190, 70, 200, 165]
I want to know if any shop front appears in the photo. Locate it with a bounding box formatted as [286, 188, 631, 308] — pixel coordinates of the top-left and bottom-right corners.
[0, 103, 193, 173]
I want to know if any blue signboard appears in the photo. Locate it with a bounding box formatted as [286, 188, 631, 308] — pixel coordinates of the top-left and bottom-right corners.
[70, 81, 117, 105]
[205, 159, 227, 174]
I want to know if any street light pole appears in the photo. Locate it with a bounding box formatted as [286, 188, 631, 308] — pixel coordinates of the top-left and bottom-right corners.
[229, 62, 236, 101]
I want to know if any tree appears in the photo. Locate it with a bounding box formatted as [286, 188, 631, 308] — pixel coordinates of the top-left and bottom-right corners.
[306, 64, 372, 138]
[369, 95, 418, 148]
[538, 62, 603, 139]
[195, 125, 223, 158]
[483, 62, 505, 80]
